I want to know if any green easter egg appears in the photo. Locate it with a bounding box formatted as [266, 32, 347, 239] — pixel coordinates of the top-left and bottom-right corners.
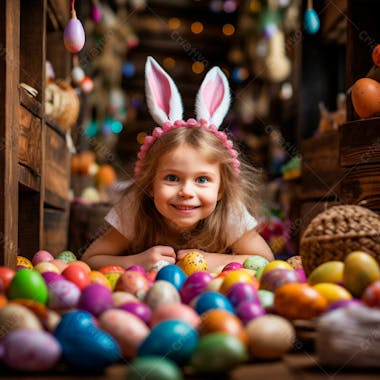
[191, 333, 248, 373]
[8, 269, 48, 304]
[127, 356, 183, 380]
[243, 255, 269, 272]
[57, 250, 77, 263]
[258, 289, 274, 309]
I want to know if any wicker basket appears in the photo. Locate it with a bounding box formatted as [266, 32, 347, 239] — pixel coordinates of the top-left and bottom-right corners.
[300, 205, 380, 275]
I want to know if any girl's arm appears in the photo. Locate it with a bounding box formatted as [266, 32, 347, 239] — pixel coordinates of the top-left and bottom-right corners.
[177, 228, 274, 273]
[81, 226, 176, 271]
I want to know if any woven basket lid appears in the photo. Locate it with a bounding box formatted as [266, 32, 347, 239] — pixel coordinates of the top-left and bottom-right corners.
[300, 205, 380, 275]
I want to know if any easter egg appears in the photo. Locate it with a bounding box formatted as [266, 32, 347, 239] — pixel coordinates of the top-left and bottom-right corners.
[220, 269, 256, 294]
[260, 268, 300, 292]
[113, 291, 139, 306]
[89, 270, 112, 289]
[261, 260, 293, 277]
[99, 309, 150, 359]
[199, 309, 248, 345]
[236, 300, 265, 324]
[287, 255, 303, 270]
[194, 291, 235, 314]
[274, 283, 328, 320]
[42, 271, 64, 284]
[54, 310, 120, 371]
[156, 264, 186, 290]
[57, 250, 77, 263]
[190, 333, 248, 373]
[307, 261, 344, 285]
[119, 301, 152, 324]
[246, 315, 296, 359]
[205, 277, 224, 292]
[304, 8, 320, 34]
[50, 259, 68, 273]
[70, 260, 91, 273]
[138, 320, 198, 365]
[0, 304, 42, 339]
[243, 255, 269, 272]
[144, 280, 180, 310]
[295, 268, 307, 283]
[150, 303, 200, 328]
[226, 282, 259, 307]
[32, 250, 54, 266]
[372, 44, 380, 67]
[326, 298, 362, 312]
[13, 299, 48, 320]
[343, 251, 380, 298]
[258, 289, 275, 310]
[351, 78, 380, 119]
[16, 255, 33, 270]
[222, 262, 243, 272]
[115, 270, 150, 296]
[99, 265, 125, 275]
[2, 329, 61, 371]
[62, 264, 91, 290]
[313, 283, 352, 304]
[126, 265, 146, 274]
[177, 251, 208, 276]
[34, 261, 60, 274]
[179, 271, 212, 304]
[0, 266, 15, 292]
[104, 272, 121, 290]
[361, 280, 380, 307]
[127, 356, 183, 380]
[48, 279, 81, 310]
[8, 269, 48, 304]
[78, 283, 114, 317]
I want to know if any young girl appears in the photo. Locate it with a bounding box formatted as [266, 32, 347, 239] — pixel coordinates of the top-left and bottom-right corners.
[82, 57, 273, 273]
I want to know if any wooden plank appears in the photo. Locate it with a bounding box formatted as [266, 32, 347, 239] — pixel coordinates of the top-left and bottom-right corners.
[18, 164, 40, 192]
[0, 0, 20, 267]
[43, 207, 69, 256]
[340, 118, 380, 167]
[47, 0, 69, 31]
[300, 131, 343, 200]
[340, 164, 380, 212]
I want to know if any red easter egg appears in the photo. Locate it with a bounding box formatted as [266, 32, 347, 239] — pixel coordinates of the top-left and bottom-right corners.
[372, 44, 380, 67]
[0, 267, 15, 292]
[62, 264, 91, 290]
[115, 270, 150, 296]
[99, 265, 125, 275]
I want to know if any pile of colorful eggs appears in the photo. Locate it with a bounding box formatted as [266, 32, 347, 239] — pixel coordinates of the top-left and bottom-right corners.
[0, 249, 380, 378]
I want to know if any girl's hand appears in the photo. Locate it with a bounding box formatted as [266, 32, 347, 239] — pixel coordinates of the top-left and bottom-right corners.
[135, 245, 176, 271]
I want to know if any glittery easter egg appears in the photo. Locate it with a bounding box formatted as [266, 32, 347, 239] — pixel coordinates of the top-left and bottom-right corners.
[226, 282, 259, 308]
[177, 251, 208, 276]
[260, 268, 300, 292]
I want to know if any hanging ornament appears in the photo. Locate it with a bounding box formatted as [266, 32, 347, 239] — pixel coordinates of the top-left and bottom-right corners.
[304, 0, 320, 34]
[64, 0, 85, 53]
[91, 0, 102, 23]
[71, 55, 85, 86]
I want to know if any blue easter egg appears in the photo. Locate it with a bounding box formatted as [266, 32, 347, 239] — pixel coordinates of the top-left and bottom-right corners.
[194, 291, 235, 314]
[156, 265, 186, 290]
[138, 319, 198, 365]
[54, 310, 121, 371]
[304, 9, 320, 34]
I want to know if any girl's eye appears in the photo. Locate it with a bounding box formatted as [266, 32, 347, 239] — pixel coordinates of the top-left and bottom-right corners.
[165, 174, 179, 182]
[196, 176, 209, 184]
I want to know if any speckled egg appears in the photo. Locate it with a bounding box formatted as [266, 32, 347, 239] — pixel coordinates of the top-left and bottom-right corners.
[115, 270, 150, 297]
[156, 264, 186, 290]
[260, 268, 300, 292]
[1, 329, 61, 371]
[180, 271, 213, 304]
[32, 250, 54, 266]
[77, 283, 114, 317]
[150, 302, 200, 328]
[236, 300, 265, 324]
[99, 309, 150, 359]
[119, 301, 152, 324]
[16, 255, 33, 270]
[56, 250, 77, 263]
[226, 282, 259, 307]
[286, 255, 303, 270]
[177, 251, 208, 276]
[274, 283, 328, 320]
[144, 280, 180, 310]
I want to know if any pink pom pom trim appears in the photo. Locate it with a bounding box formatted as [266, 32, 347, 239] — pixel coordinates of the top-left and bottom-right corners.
[134, 118, 240, 178]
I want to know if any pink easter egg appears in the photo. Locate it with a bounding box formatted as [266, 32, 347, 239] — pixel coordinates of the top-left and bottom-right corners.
[222, 262, 244, 272]
[112, 291, 139, 306]
[126, 265, 146, 275]
[119, 302, 152, 324]
[180, 271, 213, 304]
[48, 279, 81, 310]
[236, 300, 265, 324]
[115, 270, 150, 297]
[150, 303, 201, 328]
[42, 271, 64, 285]
[78, 283, 114, 317]
[226, 282, 259, 307]
[32, 250, 54, 266]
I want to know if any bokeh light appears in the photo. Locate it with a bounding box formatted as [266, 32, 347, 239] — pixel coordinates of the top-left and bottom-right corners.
[192, 61, 205, 74]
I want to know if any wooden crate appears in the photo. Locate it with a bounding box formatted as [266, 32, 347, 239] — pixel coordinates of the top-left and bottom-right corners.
[300, 131, 344, 201]
[339, 119, 380, 213]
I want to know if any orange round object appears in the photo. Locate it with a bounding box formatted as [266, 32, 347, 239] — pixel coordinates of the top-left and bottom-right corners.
[177, 251, 208, 276]
[89, 270, 112, 290]
[219, 269, 255, 294]
[96, 164, 117, 186]
[62, 264, 91, 290]
[274, 283, 328, 320]
[372, 44, 380, 67]
[0, 267, 15, 292]
[99, 265, 125, 275]
[78, 150, 95, 175]
[69, 260, 91, 274]
[199, 309, 249, 346]
[351, 78, 380, 119]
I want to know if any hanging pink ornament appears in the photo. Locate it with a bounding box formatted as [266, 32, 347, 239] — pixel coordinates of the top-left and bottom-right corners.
[64, 3, 85, 54]
[91, 4, 101, 23]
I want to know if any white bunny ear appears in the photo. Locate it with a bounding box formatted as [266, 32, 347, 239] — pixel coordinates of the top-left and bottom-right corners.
[145, 56, 183, 126]
[195, 67, 231, 129]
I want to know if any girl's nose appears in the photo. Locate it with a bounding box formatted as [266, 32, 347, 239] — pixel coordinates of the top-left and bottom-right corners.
[178, 182, 194, 197]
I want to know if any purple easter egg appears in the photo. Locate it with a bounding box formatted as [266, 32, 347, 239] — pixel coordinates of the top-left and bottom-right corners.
[226, 282, 259, 307]
[222, 262, 243, 272]
[119, 302, 152, 324]
[295, 268, 306, 283]
[2, 329, 61, 371]
[180, 271, 213, 304]
[42, 271, 64, 284]
[126, 265, 146, 275]
[236, 300, 265, 324]
[48, 279, 81, 310]
[78, 283, 114, 317]
[326, 298, 362, 313]
[260, 268, 300, 292]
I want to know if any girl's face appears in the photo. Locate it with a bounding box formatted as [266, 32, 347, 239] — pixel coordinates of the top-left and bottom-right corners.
[151, 144, 222, 232]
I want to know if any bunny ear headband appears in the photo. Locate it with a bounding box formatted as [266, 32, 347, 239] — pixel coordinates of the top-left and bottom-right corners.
[134, 56, 240, 178]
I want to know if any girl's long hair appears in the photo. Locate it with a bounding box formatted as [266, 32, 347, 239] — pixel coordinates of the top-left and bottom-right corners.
[125, 126, 263, 253]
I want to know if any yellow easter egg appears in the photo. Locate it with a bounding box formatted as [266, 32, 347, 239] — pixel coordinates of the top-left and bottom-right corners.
[33, 262, 60, 274]
[104, 272, 121, 291]
[177, 251, 208, 276]
[89, 270, 112, 290]
[16, 256, 33, 269]
[219, 269, 255, 294]
[313, 283, 352, 304]
[308, 261, 344, 285]
[261, 260, 293, 277]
